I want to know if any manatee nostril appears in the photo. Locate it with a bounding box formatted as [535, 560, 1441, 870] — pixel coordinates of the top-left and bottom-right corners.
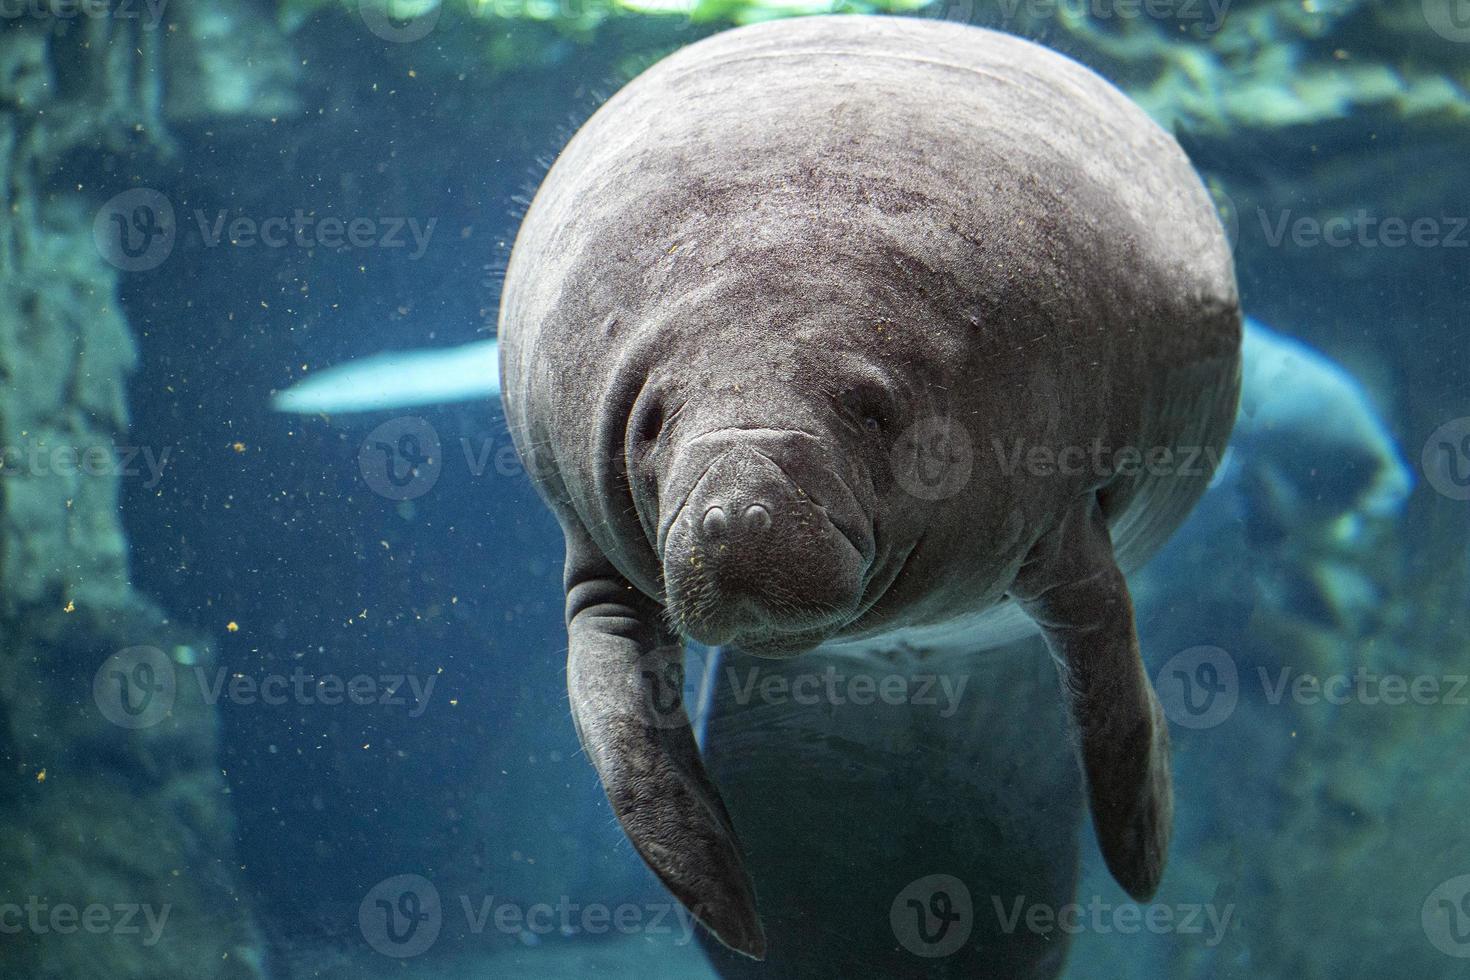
[702, 505, 729, 536]
[699, 502, 772, 537]
[741, 503, 772, 532]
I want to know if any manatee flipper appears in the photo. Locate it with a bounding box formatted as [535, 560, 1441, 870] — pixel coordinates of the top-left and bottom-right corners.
[1012, 495, 1173, 901]
[561, 524, 766, 959]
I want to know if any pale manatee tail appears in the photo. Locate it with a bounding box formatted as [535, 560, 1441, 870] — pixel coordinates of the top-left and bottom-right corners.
[271, 339, 499, 414]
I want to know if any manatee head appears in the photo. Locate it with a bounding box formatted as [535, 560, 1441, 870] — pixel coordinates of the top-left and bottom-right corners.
[625, 345, 923, 658]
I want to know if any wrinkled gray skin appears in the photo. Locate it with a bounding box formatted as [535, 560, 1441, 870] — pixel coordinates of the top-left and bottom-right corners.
[500, 15, 1240, 959]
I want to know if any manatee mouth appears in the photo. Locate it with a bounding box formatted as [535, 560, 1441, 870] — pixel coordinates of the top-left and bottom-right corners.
[659, 432, 873, 656]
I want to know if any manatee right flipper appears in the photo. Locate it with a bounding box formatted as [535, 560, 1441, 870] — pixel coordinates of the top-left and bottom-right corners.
[1012, 495, 1174, 901]
[561, 522, 766, 959]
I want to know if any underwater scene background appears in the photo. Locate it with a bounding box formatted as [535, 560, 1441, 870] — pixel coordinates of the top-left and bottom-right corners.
[0, 0, 1467, 977]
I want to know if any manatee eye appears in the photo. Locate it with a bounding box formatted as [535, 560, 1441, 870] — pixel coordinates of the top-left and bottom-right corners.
[836, 384, 890, 436]
[630, 395, 666, 449]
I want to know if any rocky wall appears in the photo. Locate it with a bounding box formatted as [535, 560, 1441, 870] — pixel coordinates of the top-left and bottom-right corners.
[0, 4, 298, 976]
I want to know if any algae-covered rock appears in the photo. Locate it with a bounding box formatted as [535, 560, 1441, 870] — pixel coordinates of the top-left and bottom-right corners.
[0, 603, 269, 980]
[166, 0, 302, 120]
[0, 15, 276, 980]
[0, 197, 136, 612]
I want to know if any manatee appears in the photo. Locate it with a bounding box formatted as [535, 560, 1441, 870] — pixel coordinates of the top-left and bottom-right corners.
[1231, 317, 1411, 524]
[495, 14, 1240, 958]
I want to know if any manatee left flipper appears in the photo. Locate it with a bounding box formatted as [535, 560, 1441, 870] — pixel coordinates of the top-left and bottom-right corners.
[1011, 495, 1173, 901]
[561, 523, 766, 959]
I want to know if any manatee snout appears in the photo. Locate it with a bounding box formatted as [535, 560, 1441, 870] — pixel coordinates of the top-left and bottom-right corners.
[660, 430, 873, 654]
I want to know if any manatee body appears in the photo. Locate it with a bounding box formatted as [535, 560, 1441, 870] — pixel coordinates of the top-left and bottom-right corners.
[499, 13, 1240, 964]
